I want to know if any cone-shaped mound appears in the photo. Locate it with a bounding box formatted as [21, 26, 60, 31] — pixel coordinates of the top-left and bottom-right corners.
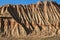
[0, 1, 60, 37]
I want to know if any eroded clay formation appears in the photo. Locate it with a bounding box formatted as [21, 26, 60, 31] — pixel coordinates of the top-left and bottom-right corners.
[0, 1, 60, 37]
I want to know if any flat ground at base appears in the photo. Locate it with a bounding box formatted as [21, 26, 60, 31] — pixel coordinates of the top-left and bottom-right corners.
[0, 34, 60, 40]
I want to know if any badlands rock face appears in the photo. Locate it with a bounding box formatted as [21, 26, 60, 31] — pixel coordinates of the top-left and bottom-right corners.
[0, 1, 60, 37]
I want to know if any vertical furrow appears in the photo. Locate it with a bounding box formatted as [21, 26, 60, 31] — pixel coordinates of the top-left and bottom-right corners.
[0, 18, 1, 30]
[22, 7, 34, 34]
[10, 19, 15, 35]
[34, 10, 38, 24]
[20, 6, 27, 22]
[18, 24, 27, 36]
[38, 9, 44, 25]
[37, 8, 41, 25]
[11, 21, 19, 37]
[35, 8, 39, 24]
[0, 6, 2, 14]
[47, 4, 53, 25]
[32, 5, 36, 22]
[40, 7, 45, 25]
[25, 7, 30, 22]
[1, 7, 5, 14]
[46, 5, 51, 25]
[50, 3, 58, 25]
[44, 2, 49, 25]
[49, 3, 56, 26]
[19, 6, 29, 35]
[51, 2, 60, 21]
[27, 8, 33, 23]
[4, 19, 8, 34]
[38, 11, 42, 25]
[16, 5, 26, 36]
[17, 5, 25, 24]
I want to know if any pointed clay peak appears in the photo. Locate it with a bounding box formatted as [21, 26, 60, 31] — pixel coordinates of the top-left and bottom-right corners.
[37, 1, 43, 5]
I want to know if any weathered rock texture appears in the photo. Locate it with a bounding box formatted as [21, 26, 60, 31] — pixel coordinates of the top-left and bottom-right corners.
[0, 1, 60, 37]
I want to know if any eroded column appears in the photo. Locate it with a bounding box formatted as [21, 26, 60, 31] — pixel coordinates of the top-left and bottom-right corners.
[10, 19, 20, 37]
[0, 18, 1, 32]
[4, 19, 9, 36]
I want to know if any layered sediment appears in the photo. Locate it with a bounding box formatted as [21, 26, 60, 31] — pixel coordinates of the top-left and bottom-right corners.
[0, 1, 60, 37]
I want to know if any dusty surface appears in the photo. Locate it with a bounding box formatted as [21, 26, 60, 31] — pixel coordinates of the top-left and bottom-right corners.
[0, 34, 60, 40]
[0, 1, 60, 39]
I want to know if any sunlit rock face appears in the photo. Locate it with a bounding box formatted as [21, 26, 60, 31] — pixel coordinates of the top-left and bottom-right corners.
[0, 1, 60, 37]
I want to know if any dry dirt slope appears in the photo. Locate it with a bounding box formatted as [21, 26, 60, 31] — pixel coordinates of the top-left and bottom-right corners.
[0, 1, 60, 39]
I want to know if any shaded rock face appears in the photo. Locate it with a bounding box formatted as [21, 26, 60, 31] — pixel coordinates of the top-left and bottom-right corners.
[0, 1, 60, 37]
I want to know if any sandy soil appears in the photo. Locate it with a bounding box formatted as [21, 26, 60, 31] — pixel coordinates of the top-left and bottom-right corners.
[0, 34, 60, 40]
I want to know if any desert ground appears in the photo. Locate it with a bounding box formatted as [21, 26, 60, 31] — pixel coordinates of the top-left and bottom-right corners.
[0, 34, 60, 40]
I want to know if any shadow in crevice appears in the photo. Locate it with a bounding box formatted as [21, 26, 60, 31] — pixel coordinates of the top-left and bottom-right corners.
[8, 5, 20, 23]
[37, 24, 42, 31]
[7, 5, 43, 35]
[1, 18, 4, 32]
[8, 5, 33, 35]
[20, 23, 32, 35]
